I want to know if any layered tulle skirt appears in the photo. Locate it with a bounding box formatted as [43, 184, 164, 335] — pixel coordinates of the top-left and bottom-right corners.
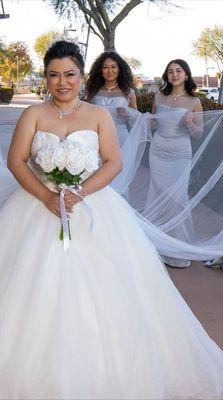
[0, 185, 223, 399]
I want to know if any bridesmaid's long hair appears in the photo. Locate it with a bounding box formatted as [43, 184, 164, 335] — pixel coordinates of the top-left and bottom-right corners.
[160, 59, 196, 97]
[86, 51, 134, 101]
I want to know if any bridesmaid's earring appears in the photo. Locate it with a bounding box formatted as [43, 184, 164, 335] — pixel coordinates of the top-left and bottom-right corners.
[185, 76, 188, 81]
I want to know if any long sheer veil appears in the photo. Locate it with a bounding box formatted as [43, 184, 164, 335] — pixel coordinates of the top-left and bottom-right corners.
[1, 103, 223, 261]
[0, 122, 18, 208]
[108, 100, 223, 261]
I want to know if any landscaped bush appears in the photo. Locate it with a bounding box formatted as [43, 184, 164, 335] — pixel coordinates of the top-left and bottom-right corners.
[136, 92, 155, 113]
[136, 91, 223, 112]
[0, 87, 13, 104]
[197, 93, 223, 111]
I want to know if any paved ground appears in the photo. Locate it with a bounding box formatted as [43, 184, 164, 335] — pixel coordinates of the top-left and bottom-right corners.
[0, 94, 42, 159]
[1, 94, 223, 349]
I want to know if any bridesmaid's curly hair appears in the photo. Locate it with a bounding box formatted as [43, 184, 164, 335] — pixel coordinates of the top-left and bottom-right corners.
[44, 40, 85, 76]
[86, 51, 134, 101]
[160, 59, 196, 97]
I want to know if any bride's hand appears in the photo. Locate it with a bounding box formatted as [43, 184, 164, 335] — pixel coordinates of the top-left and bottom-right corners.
[64, 190, 82, 210]
[43, 191, 61, 217]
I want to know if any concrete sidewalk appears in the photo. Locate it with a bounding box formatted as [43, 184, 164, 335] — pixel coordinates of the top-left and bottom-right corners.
[0, 93, 42, 124]
[1, 93, 223, 349]
[0, 94, 42, 158]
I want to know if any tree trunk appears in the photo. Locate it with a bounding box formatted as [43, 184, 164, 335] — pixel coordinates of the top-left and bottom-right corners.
[218, 73, 223, 105]
[103, 28, 116, 51]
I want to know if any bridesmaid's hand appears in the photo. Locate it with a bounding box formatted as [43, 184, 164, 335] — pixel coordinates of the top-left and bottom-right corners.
[116, 107, 128, 117]
[185, 111, 193, 128]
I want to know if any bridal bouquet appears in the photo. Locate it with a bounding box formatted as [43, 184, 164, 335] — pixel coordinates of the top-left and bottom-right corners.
[35, 140, 99, 249]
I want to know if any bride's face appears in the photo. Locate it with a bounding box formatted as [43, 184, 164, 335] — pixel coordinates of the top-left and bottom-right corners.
[46, 57, 82, 103]
[167, 63, 187, 89]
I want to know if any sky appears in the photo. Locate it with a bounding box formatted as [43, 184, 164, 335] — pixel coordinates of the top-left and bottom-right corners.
[1, 0, 223, 79]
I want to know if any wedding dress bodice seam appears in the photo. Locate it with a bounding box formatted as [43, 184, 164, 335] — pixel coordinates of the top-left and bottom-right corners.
[34, 129, 98, 142]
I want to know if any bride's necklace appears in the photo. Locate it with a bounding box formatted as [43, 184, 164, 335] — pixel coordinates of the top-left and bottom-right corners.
[171, 90, 186, 101]
[104, 83, 118, 92]
[51, 98, 81, 119]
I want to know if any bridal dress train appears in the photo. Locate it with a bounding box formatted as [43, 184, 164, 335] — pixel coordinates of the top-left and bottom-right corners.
[110, 95, 223, 264]
[0, 129, 223, 399]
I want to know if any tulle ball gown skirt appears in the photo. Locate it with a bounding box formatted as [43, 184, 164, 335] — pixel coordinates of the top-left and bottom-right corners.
[0, 185, 223, 399]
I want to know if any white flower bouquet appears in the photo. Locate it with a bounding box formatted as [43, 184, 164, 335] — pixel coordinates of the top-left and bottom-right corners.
[35, 140, 99, 247]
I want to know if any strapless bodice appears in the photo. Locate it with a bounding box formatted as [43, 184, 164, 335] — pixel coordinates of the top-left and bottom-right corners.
[91, 94, 129, 107]
[155, 104, 189, 138]
[30, 130, 99, 186]
[31, 130, 99, 158]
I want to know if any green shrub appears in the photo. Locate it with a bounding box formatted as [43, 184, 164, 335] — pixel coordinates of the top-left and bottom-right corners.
[136, 91, 223, 112]
[196, 94, 223, 110]
[136, 92, 155, 113]
[0, 87, 13, 104]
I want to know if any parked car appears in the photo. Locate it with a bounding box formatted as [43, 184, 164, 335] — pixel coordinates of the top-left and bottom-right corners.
[197, 87, 219, 102]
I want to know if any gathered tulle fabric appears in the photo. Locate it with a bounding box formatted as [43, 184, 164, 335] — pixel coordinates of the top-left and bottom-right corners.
[90, 92, 223, 261]
[0, 130, 223, 398]
[0, 148, 18, 209]
[114, 108, 223, 262]
[1, 99, 223, 262]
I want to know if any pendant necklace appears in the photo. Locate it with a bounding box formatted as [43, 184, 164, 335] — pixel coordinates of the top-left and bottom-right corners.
[50, 98, 81, 119]
[104, 83, 118, 92]
[171, 90, 186, 101]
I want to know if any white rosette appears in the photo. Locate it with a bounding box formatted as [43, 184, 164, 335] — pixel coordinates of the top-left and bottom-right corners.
[52, 143, 67, 171]
[35, 143, 57, 173]
[83, 149, 99, 172]
[65, 142, 85, 175]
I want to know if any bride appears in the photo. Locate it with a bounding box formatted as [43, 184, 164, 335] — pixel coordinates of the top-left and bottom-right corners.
[0, 40, 223, 400]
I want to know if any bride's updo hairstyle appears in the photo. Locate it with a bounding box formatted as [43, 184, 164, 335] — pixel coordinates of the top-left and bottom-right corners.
[160, 59, 196, 97]
[44, 40, 85, 76]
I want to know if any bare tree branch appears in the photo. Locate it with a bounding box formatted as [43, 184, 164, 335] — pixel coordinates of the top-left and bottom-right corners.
[95, 0, 111, 29]
[112, 0, 142, 28]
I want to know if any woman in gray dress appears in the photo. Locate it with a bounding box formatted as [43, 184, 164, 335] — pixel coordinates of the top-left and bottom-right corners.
[146, 59, 203, 268]
[86, 51, 137, 147]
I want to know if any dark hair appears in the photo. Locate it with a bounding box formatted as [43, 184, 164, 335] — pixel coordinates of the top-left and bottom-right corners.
[44, 40, 85, 76]
[160, 59, 196, 96]
[86, 51, 134, 100]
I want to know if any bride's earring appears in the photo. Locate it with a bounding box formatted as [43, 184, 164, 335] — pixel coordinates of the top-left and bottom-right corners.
[185, 76, 188, 81]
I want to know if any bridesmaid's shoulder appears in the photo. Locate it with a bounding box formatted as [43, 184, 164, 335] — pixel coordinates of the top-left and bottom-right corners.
[154, 91, 165, 104]
[191, 96, 202, 111]
[155, 91, 165, 100]
[192, 96, 201, 104]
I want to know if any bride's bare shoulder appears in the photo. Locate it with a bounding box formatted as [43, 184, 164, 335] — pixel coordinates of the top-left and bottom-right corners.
[19, 101, 49, 120]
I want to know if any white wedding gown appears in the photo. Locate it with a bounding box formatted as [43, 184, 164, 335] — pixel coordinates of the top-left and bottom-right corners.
[0, 130, 223, 399]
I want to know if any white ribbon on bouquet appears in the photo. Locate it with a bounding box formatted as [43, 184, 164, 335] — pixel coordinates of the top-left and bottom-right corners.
[59, 183, 93, 252]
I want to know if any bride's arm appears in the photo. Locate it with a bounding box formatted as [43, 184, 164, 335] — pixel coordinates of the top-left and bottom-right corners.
[7, 107, 62, 217]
